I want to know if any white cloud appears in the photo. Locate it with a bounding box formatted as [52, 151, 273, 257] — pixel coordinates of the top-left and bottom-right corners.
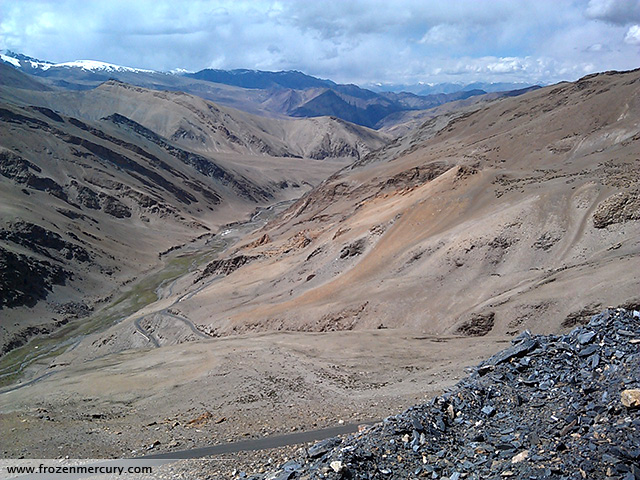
[586, 0, 640, 25]
[419, 24, 464, 45]
[624, 24, 640, 44]
[0, 0, 639, 86]
[584, 43, 610, 52]
[486, 57, 527, 74]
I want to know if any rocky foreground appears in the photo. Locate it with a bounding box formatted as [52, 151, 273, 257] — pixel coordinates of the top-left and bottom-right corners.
[254, 308, 640, 480]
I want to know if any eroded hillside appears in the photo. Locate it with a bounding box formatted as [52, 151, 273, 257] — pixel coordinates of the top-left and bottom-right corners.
[0, 65, 387, 356]
[1, 69, 638, 466]
[167, 69, 640, 338]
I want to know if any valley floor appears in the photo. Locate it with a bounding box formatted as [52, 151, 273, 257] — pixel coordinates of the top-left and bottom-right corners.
[0, 329, 511, 464]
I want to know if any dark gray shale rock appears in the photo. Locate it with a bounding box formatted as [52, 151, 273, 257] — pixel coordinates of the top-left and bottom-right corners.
[253, 308, 640, 480]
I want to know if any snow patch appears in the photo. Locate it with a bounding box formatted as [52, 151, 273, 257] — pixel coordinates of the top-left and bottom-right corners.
[0, 54, 20, 67]
[52, 60, 155, 73]
[33, 60, 51, 70]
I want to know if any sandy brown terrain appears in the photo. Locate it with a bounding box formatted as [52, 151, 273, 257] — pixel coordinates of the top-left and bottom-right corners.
[1, 78, 390, 160]
[0, 328, 512, 459]
[170, 69, 640, 338]
[0, 66, 386, 359]
[0, 68, 638, 478]
[377, 86, 539, 137]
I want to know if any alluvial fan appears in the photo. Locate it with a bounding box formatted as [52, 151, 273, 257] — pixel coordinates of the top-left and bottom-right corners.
[256, 308, 640, 480]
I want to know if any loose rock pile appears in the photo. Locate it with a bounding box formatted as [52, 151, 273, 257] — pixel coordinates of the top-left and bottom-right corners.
[255, 308, 640, 480]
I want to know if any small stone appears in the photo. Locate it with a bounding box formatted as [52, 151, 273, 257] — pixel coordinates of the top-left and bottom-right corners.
[272, 471, 293, 480]
[488, 339, 538, 366]
[412, 417, 425, 432]
[447, 404, 455, 420]
[481, 405, 496, 416]
[308, 437, 340, 458]
[282, 460, 302, 473]
[330, 461, 343, 473]
[539, 380, 552, 390]
[621, 389, 640, 408]
[434, 414, 446, 431]
[511, 450, 529, 463]
[578, 344, 598, 357]
[146, 440, 160, 450]
[578, 331, 596, 344]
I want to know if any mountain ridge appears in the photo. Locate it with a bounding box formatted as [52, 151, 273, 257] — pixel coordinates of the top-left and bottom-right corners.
[160, 68, 639, 339]
[0, 51, 538, 129]
[0, 65, 387, 357]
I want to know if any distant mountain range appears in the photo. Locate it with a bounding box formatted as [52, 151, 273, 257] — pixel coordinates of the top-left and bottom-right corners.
[0, 51, 538, 129]
[186, 68, 337, 90]
[366, 80, 536, 95]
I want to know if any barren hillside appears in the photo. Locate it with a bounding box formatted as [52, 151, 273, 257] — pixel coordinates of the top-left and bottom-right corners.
[166, 69, 640, 338]
[1, 68, 638, 467]
[1, 78, 389, 160]
[0, 65, 386, 356]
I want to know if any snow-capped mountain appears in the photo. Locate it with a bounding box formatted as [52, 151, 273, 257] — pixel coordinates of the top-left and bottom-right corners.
[0, 50, 538, 129]
[1, 51, 53, 70]
[41, 59, 155, 73]
[0, 51, 155, 74]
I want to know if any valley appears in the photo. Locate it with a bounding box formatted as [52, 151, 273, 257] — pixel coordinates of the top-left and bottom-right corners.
[132, 69, 640, 341]
[0, 58, 638, 477]
[0, 62, 385, 364]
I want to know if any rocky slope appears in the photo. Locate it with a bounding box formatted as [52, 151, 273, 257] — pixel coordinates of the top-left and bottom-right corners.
[164, 68, 639, 339]
[1, 74, 389, 161]
[377, 86, 541, 138]
[0, 65, 386, 356]
[257, 308, 640, 480]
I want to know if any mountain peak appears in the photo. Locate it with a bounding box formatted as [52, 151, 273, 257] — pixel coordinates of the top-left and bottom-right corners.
[0, 51, 156, 74]
[48, 59, 156, 73]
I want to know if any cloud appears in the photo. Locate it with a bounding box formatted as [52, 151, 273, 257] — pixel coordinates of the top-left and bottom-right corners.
[441, 56, 547, 78]
[486, 57, 528, 74]
[0, 0, 639, 86]
[585, 0, 640, 25]
[419, 24, 465, 45]
[584, 43, 611, 52]
[625, 25, 640, 44]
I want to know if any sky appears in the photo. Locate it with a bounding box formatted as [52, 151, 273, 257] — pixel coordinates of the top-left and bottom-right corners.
[0, 0, 639, 86]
